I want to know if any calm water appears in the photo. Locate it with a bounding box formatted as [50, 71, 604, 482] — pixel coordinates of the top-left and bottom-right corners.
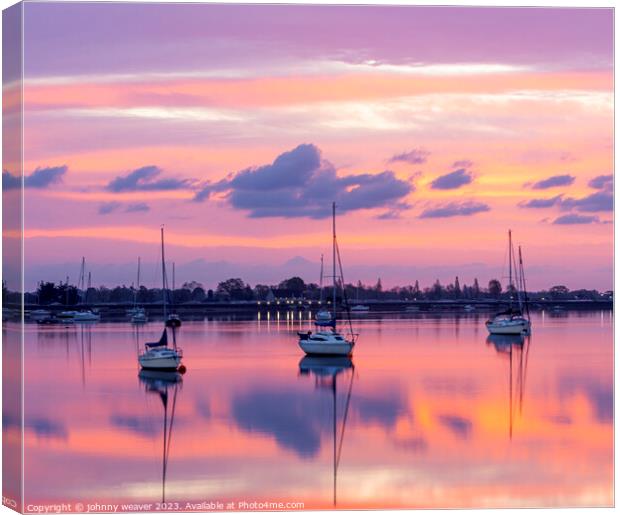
[17, 311, 613, 509]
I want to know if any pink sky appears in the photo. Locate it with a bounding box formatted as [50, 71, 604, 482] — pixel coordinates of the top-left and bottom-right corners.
[5, 4, 613, 290]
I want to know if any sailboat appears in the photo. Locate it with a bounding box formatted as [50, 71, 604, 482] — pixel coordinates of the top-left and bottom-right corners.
[298, 203, 357, 356]
[139, 369, 182, 503]
[138, 228, 183, 370]
[74, 259, 100, 322]
[350, 284, 369, 312]
[315, 254, 335, 327]
[486, 230, 531, 335]
[299, 356, 354, 507]
[130, 257, 148, 324]
[165, 262, 182, 328]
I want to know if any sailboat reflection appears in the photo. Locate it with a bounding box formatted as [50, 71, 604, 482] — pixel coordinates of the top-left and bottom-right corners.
[139, 369, 183, 503]
[298, 356, 354, 507]
[486, 333, 532, 439]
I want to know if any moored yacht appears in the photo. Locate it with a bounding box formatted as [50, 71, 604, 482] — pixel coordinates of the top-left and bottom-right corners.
[298, 203, 357, 356]
[486, 231, 531, 335]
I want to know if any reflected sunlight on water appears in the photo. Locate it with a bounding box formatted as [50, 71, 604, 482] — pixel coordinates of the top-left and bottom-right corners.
[21, 311, 613, 508]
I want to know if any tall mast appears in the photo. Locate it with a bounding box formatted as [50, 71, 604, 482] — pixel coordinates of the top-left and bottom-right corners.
[508, 230, 513, 307]
[161, 227, 168, 321]
[319, 254, 324, 303]
[332, 202, 337, 322]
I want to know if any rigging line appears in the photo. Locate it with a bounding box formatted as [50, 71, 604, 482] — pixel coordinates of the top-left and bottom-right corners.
[335, 240, 355, 340]
[518, 247, 531, 320]
[336, 365, 355, 469]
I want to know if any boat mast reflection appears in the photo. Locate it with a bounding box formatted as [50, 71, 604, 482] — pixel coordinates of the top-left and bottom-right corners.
[298, 356, 354, 507]
[486, 333, 532, 439]
[139, 369, 182, 503]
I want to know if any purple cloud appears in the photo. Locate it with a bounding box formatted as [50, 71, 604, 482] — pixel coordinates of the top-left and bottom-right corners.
[3, 166, 67, 190]
[531, 174, 575, 190]
[194, 144, 413, 219]
[452, 160, 473, 169]
[430, 169, 473, 190]
[99, 201, 151, 215]
[519, 195, 563, 209]
[588, 174, 612, 191]
[561, 191, 612, 212]
[388, 148, 430, 165]
[553, 214, 600, 225]
[419, 201, 489, 219]
[106, 165, 191, 192]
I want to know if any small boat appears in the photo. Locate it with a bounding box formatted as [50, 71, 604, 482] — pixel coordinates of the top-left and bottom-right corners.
[130, 258, 148, 323]
[463, 304, 476, 312]
[138, 227, 183, 371]
[139, 329, 182, 370]
[299, 203, 357, 356]
[298, 330, 354, 356]
[131, 307, 148, 324]
[74, 310, 101, 322]
[315, 254, 335, 327]
[166, 314, 182, 328]
[486, 231, 531, 335]
[350, 304, 370, 312]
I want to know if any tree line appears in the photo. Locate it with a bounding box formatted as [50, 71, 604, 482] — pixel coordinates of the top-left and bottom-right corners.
[3, 276, 611, 306]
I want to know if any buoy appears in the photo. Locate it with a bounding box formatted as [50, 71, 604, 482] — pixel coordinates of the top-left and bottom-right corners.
[178, 365, 187, 374]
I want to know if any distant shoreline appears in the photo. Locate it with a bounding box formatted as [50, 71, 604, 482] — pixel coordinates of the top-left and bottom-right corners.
[4, 298, 612, 322]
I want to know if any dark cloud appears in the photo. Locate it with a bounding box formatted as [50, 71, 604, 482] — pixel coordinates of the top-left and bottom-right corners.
[519, 195, 563, 209]
[552, 213, 600, 225]
[430, 169, 473, 190]
[388, 148, 430, 165]
[106, 165, 191, 192]
[99, 202, 122, 215]
[99, 202, 150, 215]
[419, 201, 490, 219]
[194, 144, 413, 219]
[531, 174, 575, 189]
[452, 160, 473, 169]
[3, 165, 67, 190]
[588, 174, 612, 191]
[438, 415, 472, 439]
[126, 202, 150, 213]
[2, 170, 20, 190]
[560, 191, 612, 212]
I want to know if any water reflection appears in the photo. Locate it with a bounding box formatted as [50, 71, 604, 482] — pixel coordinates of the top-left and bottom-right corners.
[19, 312, 613, 508]
[138, 370, 183, 503]
[486, 334, 531, 439]
[298, 356, 354, 507]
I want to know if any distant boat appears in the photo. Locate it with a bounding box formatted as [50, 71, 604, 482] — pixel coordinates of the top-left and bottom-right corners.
[463, 304, 476, 312]
[486, 231, 531, 335]
[131, 257, 148, 324]
[138, 228, 183, 371]
[299, 202, 357, 356]
[74, 258, 101, 322]
[315, 253, 335, 327]
[165, 261, 182, 328]
[350, 304, 370, 312]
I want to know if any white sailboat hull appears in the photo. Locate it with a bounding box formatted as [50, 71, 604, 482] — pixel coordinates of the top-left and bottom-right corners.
[298, 331, 354, 356]
[74, 311, 100, 322]
[298, 341, 353, 356]
[139, 352, 182, 370]
[486, 318, 531, 335]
